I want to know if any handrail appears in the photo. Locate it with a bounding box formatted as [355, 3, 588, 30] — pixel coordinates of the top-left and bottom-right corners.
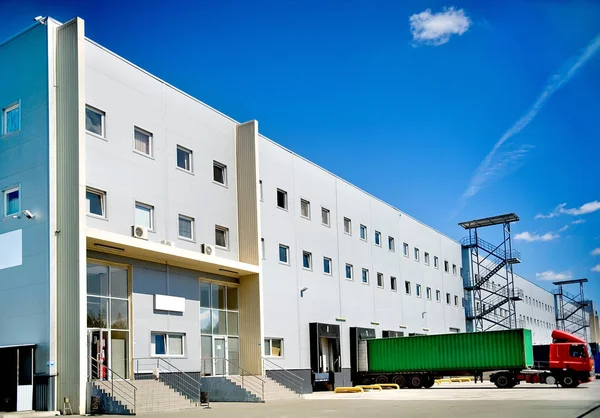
[262, 357, 304, 395]
[134, 358, 201, 404]
[461, 236, 521, 261]
[201, 357, 265, 401]
[89, 356, 137, 414]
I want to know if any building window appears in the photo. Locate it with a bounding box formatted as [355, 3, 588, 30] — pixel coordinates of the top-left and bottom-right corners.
[446, 293, 451, 304]
[3, 186, 20, 217]
[414, 248, 420, 261]
[377, 272, 384, 288]
[302, 251, 312, 270]
[213, 161, 227, 185]
[403, 243, 409, 257]
[323, 257, 332, 275]
[452, 264, 457, 275]
[374, 231, 381, 246]
[390, 276, 397, 291]
[416, 284, 421, 297]
[405, 281, 411, 295]
[2, 103, 20, 135]
[264, 338, 283, 357]
[277, 189, 288, 210]
[259, 180, 263, 201]
[444, 261, 449, 273]
[279, 245, 290, 264]
[135, 202, 154, 230]
[321, 207, 330, 226]
[86, 187, 106, 218]
[345, 264, 353, 280]
[215, 226, 229, 249]
[426, 287, 432, 300]
[434, 256, 439, 269]
[361, 269, 369, 284]
[152, 333, 184, 357]
[344, 217, 352, 234]
[178, 215, 194, 240]
[388, 236, 395, 252]
[176, 145, 193, 172]
[133, 127, 152, 156]
[261, 238, 265, 260]
[436, 290, 441, 302]
[454, 295, 459, 306]
[300, 199, 310, 219]
[424, 252, 430, 265]
[85, 105, 104, 137]
[360, 224, 367, 241]
[460, 267, 463, 278]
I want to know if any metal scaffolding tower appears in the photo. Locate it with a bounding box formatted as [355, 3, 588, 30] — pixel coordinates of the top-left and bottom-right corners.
[553, 278, 590, 341]
[459, 213, 523, 332]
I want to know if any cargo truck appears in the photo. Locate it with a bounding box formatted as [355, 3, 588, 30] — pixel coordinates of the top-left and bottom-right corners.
[351, 328, 594, 389]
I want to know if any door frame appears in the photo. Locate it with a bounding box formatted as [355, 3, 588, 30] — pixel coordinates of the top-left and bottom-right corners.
[88, 329, 110, 380]
[212, 336, 227, 375]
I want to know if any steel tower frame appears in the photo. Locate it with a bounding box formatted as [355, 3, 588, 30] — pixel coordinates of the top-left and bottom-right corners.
[553, 278, 590, 341]
[459, 213, 522, 332]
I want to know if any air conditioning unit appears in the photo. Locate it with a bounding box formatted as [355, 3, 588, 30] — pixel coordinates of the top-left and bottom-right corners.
[161, 240, 175, 247]
[131, 225, 148, 240]
[201, 244, 215, 256]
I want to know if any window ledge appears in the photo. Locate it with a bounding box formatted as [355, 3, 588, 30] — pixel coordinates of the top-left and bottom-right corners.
[86, 131, 107, 141]
[133, 149, 155, 160]
[321, 223, 331, 228]
[1, 130, 20, 139]
[178, 236, 196, 243]
[278, 261, 290, 266]
[216, 245, 230, 251]
[276, 206, 288, 212]
[87, 213, 108, 221]
[176, 166, 194, 175]
[213, 181, 228, 189]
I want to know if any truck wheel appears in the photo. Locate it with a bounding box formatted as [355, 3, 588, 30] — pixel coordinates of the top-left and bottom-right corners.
[392, 375, 407, 388]
[559, 375, 580, 388]
[409, 375, 423, 388]
[376, 375, 389, 384]
[494, 373, 514, 389]
[422, 376, 435, 389]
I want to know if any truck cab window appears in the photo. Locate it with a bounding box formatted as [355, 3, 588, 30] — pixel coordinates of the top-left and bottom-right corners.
[569, 344, 586, 358]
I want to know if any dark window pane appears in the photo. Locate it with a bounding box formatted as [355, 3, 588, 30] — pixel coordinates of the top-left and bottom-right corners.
[200, 308, 212, 334]
[110, 267, 128, 299]
[86, 107, 102, 135]
[227, 287, 238, 310]
[87, 264, 109, 296]
[86, 191, 103, 216]
[153, 334, 166, 355]
[87, 296, 108, 328]
[212, 310, 227, 335]
[111, 299, 128, 329]
[200, 283, 211, 308]
[212, 285, 226, 309]
[227, 312, 238, 336]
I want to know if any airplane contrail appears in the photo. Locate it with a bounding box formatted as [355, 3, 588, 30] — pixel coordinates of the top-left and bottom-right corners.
[460, 33, 600, 202]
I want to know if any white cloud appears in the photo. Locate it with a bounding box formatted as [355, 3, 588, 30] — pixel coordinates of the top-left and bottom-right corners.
[558, 225, 569, 232]
[536, 200, 600, 219]
[572, 219, 586, 224]
[409, 7, 471, 46]
[592, 248, 600, 256]
[459, 33, 600, 203]
[515, 231, 559, 242]
[592, 264, 600, 273]
[536, 270, 573, 281]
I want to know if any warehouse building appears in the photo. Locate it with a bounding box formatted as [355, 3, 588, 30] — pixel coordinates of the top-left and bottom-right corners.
[0, 17, 597, 413]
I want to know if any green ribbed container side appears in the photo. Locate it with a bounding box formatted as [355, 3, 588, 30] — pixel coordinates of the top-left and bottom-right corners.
[367, 329, 533, 372]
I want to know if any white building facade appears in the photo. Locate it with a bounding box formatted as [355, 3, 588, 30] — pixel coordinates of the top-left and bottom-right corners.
[0, 16, 594, 413]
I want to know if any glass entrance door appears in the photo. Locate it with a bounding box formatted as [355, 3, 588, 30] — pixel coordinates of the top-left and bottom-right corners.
[214, 337, 226, 375]
[89, 330, 109, 380]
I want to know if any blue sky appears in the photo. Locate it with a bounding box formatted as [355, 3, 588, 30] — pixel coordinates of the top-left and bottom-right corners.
[2, 0, 600, 303]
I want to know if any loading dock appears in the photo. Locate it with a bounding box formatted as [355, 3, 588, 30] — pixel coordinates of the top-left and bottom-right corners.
[0, 344, 35, 412]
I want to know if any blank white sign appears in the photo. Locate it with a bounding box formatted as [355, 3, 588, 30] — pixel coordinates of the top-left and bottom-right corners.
[0, 229, 22, 270]
[154, 294, 185, 313]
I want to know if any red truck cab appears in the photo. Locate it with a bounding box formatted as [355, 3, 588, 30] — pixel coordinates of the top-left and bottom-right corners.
[549, 330, 594, 385]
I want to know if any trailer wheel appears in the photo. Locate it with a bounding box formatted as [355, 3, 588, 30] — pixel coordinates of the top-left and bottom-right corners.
[392, 375, 407, 388]
[409, 375, 423, 388]
[559, 375, 579, 388]
[375, 375, 389, 384]
[494, 373, 514, 389]
[422, 376, 435, 389]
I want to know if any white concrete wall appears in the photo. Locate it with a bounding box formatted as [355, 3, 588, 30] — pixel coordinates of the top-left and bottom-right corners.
[259, 138, 465, 370]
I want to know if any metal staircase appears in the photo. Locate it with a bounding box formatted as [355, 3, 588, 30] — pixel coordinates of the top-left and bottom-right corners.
[553, 279, 590, 340]
[459, 213, 522, 332]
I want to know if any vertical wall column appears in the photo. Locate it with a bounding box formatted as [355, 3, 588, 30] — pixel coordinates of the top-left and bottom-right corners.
[235, 121, 263, 374]
[55, 17, 87, 414]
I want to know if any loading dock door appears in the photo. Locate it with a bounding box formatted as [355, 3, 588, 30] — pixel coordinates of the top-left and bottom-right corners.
[0, 345, 34, 412]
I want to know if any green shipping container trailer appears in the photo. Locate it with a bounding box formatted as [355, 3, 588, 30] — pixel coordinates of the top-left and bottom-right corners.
[367, 329, 534, 373]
